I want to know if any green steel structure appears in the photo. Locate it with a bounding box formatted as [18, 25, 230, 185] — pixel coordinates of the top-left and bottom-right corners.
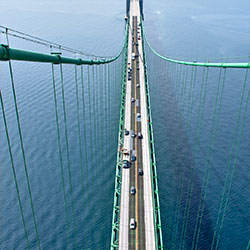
[0, 12, 250, 250]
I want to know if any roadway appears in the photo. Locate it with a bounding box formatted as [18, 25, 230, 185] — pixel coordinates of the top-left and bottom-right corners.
[119, 0, 156, 249]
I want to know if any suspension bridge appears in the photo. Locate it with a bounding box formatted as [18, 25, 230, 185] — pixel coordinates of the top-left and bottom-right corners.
[0, 0, 250, 249]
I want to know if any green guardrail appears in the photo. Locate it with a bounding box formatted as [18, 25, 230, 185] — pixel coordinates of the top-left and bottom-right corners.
[110, 19, 129, 250]
[141, 17, 164, 249]
[142, 23, 250, 69]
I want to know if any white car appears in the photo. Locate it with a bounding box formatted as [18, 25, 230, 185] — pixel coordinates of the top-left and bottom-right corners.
[130, 218, 136, 229]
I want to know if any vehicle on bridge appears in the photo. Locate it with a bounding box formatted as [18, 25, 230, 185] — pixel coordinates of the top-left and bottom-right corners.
[138, 132, 143, 139]
[131, 155, 136, 162]
[130, 186, 136, 195]
[130, 218, 136, 229]
[122, 160, 130, 168]
[138, 168, 143, 175]
[131, 130, 136, 138]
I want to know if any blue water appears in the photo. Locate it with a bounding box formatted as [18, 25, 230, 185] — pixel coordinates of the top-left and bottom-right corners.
[144, 0, 250, 249]
[0, 0, 250, 249]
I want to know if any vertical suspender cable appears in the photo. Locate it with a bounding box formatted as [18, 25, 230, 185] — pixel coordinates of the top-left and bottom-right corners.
[186, 66, 194, 120]
[6, 28, 41, 249]
[104, 63, 108, 163]
[80, 65, 89, 249]
[193, 68, 210, 250]
[246, 239, 250, 250]
[51, 63, 71, 247]
[181, 66, 189, 117]
[212, 68, 250, 250]
[92, 65, 98, 169]
[190, 66, 206, 250]
[0, 90, 30, 249]
[108, 63, 111, 150]
[74, 65, 85, 204]
[194, 68, 226, 250]
[180, 68, 198, 250]
[59, 63, 78, 250]
[87, 65, 94, 193]
[188, 66, 197, 124]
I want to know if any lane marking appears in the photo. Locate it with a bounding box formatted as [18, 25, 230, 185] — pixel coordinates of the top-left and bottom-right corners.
[134, 22, 139, 250]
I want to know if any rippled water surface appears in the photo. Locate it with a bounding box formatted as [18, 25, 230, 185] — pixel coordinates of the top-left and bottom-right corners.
[0, 0, 250, 249]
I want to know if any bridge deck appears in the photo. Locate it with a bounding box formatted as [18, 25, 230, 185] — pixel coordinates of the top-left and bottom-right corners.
[119, 0, 156, 249]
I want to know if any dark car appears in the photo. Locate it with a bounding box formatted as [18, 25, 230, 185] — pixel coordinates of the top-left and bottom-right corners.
[125, 129, 129, 136]
[138, 132, 143, 139]
[138, 168, 143, 175]
[131, 131, 136, 138]
[131, 155, 136, 162]
[122, 160, 130, 168]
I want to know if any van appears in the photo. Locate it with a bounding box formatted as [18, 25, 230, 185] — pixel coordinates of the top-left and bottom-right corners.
[130, 218, 136, 229]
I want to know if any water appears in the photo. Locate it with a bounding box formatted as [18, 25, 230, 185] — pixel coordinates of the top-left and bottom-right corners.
[0, 0, 250, 249]
[144, 0, 250, 249]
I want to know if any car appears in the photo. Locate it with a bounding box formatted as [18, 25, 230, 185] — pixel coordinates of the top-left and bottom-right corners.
[131, 97, 135, 103]
[131, 131, 136, 138]
[137, 67, 140, 70]
[138, 132, 143, 139]
[125, 129, 129, 136]
[128, 76, 131, 81]
[138, 37, 141, 40]
[137, 113, 141, 118]
[138, 168, 143, 175]
[136, 84, 140, 88]
[130, 218, 136, 229]
[122, 160, 130, 168]
[130, 186, 136, 195]
[131, 155, 136, 162]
